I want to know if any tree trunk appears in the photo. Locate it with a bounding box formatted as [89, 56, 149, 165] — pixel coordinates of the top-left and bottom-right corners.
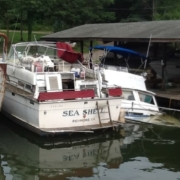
[27, 11, 33, 41]
[6, 19, 9, 38]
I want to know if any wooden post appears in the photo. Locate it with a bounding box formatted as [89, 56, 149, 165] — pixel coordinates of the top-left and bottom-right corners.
[119, 108, 125, 123]
[80, 41, 84, 54]
[90, 41, 93, 48]
[114, 41, 118, 65]
[162, 43, 167, 90]
[89, 41, 93, 69]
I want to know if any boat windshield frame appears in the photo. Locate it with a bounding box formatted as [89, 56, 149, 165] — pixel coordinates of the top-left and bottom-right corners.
[7, 42, 57, 64]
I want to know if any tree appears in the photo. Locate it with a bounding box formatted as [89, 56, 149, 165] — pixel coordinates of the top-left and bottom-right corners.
[46, 0, 115, 32]
[20, 0, 51, 41]
[0, 0, 19, 37]
[153, 0, 180, 20]
[113, 0, 180, 22]
[114, 0, 153, 22]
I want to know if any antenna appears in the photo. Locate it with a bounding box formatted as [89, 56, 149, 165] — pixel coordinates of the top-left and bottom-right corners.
[144, 34, 152, 69]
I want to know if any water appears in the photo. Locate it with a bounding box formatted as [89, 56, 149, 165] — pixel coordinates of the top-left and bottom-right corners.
[0, 113, 180, 180]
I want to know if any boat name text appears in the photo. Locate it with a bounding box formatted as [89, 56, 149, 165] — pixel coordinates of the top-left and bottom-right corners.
[62, 108, 104, 117]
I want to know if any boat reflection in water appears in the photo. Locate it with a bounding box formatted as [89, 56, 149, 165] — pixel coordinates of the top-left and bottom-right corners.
[0, 118, 123, 179]
[121, 121, 180, 175]
[1, 112, 180, 180]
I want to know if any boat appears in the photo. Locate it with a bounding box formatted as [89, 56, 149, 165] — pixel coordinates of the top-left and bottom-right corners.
[1, 41, 124, 136]
[0, 33, 8, 111]
[89, 45, 161, 122]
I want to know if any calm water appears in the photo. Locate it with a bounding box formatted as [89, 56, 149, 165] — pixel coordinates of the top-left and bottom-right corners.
[0, 113, 180, 180]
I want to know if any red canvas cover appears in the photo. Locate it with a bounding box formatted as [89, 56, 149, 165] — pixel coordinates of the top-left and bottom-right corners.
[108, 87, 122, 97]
[56, 42, 84, 63]
[38, 89, 95, 101]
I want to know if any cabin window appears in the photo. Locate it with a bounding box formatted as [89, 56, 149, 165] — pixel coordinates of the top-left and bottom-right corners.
[18, 81, 25, 88]
[122, 90, 135, 100]
[80, 85, 98, 96]
[25, 84, 32, 91]
[138, 92, 155, 105]
[18, 81, 33, 92]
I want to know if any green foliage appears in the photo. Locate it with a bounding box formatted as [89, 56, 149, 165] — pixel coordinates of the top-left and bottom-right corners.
[1, 0, 180, 39]
[0, 31, 49, 53]
[153, 1, 180, 20]
[48, 0, 115, 32]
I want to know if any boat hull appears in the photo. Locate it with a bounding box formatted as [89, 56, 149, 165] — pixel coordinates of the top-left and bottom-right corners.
[2, 90, 123, 136]
[121, 99, 160, 116]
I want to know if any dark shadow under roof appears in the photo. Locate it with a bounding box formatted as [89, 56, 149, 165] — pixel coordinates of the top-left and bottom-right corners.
[41, 20, 180, 43]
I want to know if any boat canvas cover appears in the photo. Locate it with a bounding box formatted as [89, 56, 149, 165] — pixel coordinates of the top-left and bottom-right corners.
[56, 42, 84, 63]
[91, 45, 146, 60]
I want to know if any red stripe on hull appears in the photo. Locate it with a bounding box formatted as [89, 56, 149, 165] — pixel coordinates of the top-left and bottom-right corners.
[38, 89, 95, 101]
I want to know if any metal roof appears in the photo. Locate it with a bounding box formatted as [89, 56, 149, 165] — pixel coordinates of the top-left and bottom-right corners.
[41, 20, 180, 42]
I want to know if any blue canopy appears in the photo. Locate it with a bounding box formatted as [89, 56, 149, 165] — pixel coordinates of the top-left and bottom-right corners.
[90, 45, 147, 60]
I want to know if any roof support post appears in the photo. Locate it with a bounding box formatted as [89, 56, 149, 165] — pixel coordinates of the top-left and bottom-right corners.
[114, 41, 118, 65]
[161, 43, 167, 90]
[89, 41, 93, 69]
[80, 41, 84, 54]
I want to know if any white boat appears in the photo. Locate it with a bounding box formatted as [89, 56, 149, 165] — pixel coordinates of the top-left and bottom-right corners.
[89, 45, 161, 122]
[1, 41, 124, 136]
[0, 33, 8, 111]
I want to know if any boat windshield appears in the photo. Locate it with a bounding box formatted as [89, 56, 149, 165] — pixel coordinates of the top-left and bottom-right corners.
[138, 92, 155, 105]
[7, 43, 56, 64]
[122, 90, 135, 100]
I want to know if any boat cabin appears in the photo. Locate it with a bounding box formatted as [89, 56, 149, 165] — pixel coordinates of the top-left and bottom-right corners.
[6, 42, 122, 101]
